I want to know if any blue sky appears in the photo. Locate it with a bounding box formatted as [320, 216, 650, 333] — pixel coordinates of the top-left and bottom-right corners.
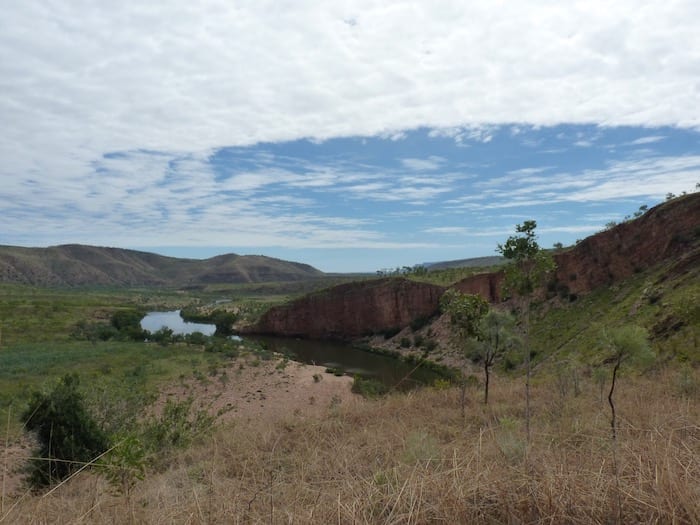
[1, 2, 699, 272]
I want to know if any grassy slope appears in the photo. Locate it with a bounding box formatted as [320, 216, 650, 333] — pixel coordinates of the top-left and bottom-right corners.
[529, 255, 700, 369]
[5, 370, 698, 523]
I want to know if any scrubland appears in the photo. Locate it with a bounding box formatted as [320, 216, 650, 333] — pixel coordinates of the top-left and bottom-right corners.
[3, 366, 698, 524]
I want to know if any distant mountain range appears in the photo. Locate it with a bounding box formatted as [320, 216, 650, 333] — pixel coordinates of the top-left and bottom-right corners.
[423, 256, 505, 270]
[0, 244, 324, 287]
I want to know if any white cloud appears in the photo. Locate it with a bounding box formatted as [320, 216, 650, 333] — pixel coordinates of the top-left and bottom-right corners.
[508, 167, 553, 176]
[3, 0, 699, 185]
[438, 154, 700, 216]
[400, 156, 446, 171]
[622, 136, 666, 146]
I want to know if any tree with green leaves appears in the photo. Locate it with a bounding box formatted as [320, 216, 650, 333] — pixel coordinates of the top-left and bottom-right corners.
[440, 289, 489, 415]
[497, 220, 555, 441]
[476, 309, 519, 404]
[601, 325, 654, 523]
[441, 291, 518, 406]
[602, 325, 654, 441]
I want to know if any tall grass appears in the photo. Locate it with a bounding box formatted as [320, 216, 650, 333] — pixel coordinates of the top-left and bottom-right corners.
[4, 368, 698, 523]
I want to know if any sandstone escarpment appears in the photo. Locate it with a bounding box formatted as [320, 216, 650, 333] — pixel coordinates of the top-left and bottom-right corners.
[551, 193, 700, 297]
[452, 193, 700, 301]
[453, 271, 505, 302]
[249, 193, 699, 341]
[250, 278, 445, 339]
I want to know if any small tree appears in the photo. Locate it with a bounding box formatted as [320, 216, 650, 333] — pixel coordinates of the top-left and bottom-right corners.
[440, 289, 489, 416]
[22, 374, 110, 487]
[602, 325, 654, 440]
[497, 220, 555, 441]
[601, 325, 653, 522]
[476, 309, 518, 404]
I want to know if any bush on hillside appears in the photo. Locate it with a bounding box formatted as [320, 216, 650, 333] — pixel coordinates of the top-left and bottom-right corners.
[22, 374, 110, 487]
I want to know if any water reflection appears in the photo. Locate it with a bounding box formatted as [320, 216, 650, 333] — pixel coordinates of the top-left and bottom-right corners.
[140, 310, 216, 336]
[249, 336, 440, 390]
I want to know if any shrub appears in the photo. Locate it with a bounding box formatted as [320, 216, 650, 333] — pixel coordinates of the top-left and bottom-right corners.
[111, 309, 147, 341]
[211, 310, 238, 336]
[410, 316, 430, 332]
[433, 378, 451, 390]
[23, 374, 110, 487]
[185, 331, 208, 345]
[141, 397, 213, 452]
[351, 376, 389, 398]
[150, 327, 174, 346]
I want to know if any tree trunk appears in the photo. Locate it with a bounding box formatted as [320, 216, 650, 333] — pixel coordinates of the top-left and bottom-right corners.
[523, 299, 531, 443]
[608, 357, 622, 523]
[484, 362, 490, 404]
[608, 359, 620, 441]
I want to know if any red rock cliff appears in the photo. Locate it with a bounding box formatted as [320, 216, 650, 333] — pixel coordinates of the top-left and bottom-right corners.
[249, 278, 445, 339]
[452, 193, 700, 301]
[552, 193, 699, 296]
[249, 194, 698, 339]
[453, 271, 505, 302]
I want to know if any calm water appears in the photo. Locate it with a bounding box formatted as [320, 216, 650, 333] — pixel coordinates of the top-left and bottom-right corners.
[140, 310, 217, 336]
[142, 311, 442, 388]
[249, 335, 441, 389]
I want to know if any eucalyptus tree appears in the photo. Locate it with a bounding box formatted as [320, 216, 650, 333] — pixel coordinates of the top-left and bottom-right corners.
[440, 289, 489, 416]
[497, 220, 555, 441]
[601, 324, 654, 523]
[602, 325, 654, 441]
[476, 309, 519, 404]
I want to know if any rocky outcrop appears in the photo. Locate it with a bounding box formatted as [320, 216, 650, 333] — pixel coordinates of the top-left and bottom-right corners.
[450, 193, 699, 302]
[249, 278, 445, 339]
[551, 193, 700, 297]
[453, 271, 505, 302]
[250, 194, 699, 340]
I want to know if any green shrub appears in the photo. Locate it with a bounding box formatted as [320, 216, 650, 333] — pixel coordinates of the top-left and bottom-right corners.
[111, 309, 147, 341]
[141, 397, 213, 452]
[351, 376, 389, 398]
[433, 378, 451, 390]
[185, 331, 208, 345]
[23, 374, 110, 487]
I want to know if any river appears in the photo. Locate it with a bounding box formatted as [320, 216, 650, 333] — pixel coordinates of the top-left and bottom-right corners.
[141, 310, 442, 389]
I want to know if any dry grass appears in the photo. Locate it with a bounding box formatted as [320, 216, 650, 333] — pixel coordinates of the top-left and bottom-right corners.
[3, 367, 699, 524]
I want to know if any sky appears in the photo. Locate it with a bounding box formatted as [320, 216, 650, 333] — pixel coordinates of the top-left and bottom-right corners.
[1, 1, 699, 273]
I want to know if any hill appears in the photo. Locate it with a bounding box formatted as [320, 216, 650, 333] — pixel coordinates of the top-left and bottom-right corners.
[423, 255, 505, 270]
[0, 244, 324, 287]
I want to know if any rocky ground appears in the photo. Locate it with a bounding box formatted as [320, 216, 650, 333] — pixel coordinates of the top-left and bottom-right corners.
[159, 357, 358, 424]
